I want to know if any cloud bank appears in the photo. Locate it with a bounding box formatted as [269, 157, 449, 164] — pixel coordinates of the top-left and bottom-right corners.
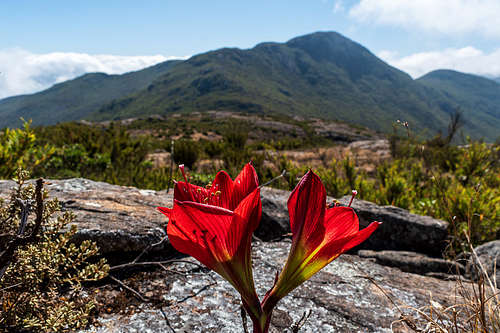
[378, 47, 500, 79]
[350, 0, 500, 37]
[0, 49, 185, 99]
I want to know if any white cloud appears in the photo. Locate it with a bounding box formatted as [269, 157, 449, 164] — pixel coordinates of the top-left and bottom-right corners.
[350, 0, 500, 37]
[0, 49, 186, 99]
[333, 0, 345, 13]
[378, 47, 500, 78]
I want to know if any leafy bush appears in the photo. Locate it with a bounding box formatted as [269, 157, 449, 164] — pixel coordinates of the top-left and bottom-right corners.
[0, 170, 109, 332]
[0, 121, 55, 179]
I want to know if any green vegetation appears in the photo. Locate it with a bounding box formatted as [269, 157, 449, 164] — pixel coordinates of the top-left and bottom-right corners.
[0, 116, 498, 251]
[0, 170, 109, 332]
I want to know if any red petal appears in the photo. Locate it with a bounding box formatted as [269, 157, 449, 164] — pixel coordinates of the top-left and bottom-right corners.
[287, 170, 326, 251]
[323, 206, 359, 243]
[157, 206, 172, 218]
[338, 221, 381, 253]
[174, 181, 210, 203]
[211, 170, 236, 209]
[228, 189, 261, 258]
[210, 164, 259, 210]
[315, 221, 381, 263]
[233, 163, 259, 206]
[167, 200, 234, 270]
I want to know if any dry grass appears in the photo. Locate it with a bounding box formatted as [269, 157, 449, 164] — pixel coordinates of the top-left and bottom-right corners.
[392, 251, 499, 332]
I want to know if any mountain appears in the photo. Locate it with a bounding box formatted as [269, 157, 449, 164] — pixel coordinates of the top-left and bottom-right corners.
[0, 32, 498, 141]
[90, 32, 452, 136]
[0, 60, 180, 128]
[417, 70, 500, 140]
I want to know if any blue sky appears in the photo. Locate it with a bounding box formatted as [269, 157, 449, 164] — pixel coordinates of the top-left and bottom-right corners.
[1, 0, 500, 98]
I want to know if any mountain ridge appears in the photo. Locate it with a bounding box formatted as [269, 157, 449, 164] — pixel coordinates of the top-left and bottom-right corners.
[91, 32, 452, 136]
[417, 69, 500, 139]
[0, 60, 180, 128]
[0, 31, 498, 141]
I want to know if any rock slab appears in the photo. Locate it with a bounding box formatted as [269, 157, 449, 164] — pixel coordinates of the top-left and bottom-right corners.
[0, 178, 173, 255]
[467, 240, 500, 283]
[339, 196, 449, 256]
[256, 187, 449, 256]
[85, 241, 463, 332]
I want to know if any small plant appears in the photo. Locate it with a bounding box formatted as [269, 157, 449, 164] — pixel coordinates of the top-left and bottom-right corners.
[0, 170, 109, 332]
[158, 163, 379, 332]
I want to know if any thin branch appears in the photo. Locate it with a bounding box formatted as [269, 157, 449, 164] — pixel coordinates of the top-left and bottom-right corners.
[167, 140, 175, 194]
[132, 235, 168, 264]
[259, 169, 287, 188]
[109, 259, 207, 272]
[0, 282, 22, 292]
[109, 275, 147, 302]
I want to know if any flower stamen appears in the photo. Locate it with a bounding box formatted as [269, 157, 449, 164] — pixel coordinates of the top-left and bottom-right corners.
[348, 190, 357, 207]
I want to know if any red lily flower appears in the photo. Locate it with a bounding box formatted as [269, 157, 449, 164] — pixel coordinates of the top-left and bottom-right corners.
[260, 170, 380, 331]
[157, 163, 263, 323]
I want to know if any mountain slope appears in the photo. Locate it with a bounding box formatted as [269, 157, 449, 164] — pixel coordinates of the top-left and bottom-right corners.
[1, 32, 498, 141]
[417, 70, 500, 140]
[0, 60, 180, 128]
[91, 32, 452, 136]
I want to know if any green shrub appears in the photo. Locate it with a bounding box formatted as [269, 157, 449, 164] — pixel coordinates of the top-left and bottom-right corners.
[0, 170, 109, 332]
[0, 121, 55, 179]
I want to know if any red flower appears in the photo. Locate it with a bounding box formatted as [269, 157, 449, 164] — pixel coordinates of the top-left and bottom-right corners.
[157, 163, 262, 321]
[260, 170, 380, 330]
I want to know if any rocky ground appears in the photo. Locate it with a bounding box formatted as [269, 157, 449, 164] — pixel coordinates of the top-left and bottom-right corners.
[1, 178, 498, 332]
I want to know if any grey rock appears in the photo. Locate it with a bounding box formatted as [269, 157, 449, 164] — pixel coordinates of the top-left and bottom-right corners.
[339, 196, 449, 256]
[84, 241, 464, 332]
[358, 250, 464, 276]
[466, 240, 500, 283]
[257, 187, 290, 241]
[0, 178, 173, 255]
[255, 187, 449, 256]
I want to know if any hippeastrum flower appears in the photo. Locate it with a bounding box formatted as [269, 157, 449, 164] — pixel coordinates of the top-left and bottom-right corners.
[157, 163, 263, 324]
[260, 170, 380, 331]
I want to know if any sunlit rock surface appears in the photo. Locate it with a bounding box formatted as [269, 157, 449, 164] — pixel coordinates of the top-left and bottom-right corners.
[0, 178, 172, 255]
[86, 241, 460, 332]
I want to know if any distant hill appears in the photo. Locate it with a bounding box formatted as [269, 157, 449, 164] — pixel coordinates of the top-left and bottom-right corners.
[0, 60, 180, 128]
[417, 70, 500, 140]
[0, 32, 498, 141]
[90, 32, 453, 136]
